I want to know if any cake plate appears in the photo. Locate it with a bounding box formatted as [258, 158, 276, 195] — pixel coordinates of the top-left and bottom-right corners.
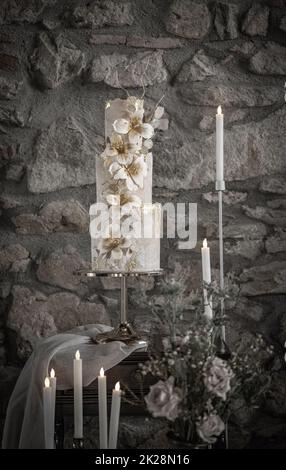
[76, 269, 164, 344]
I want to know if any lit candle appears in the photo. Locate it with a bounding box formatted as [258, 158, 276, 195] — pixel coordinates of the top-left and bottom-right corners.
[73, 350, 83, 439]
[43, 377, 53, 449]
[216, 105, 224, 189]
[98, 367, 108, 449]
[50, 368, 56, 446]
[201, 239, 213, 319]
[109, 381, 122, 449]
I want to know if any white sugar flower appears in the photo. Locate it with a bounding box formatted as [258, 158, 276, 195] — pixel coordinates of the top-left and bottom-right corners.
[101, 134, 138, 165]
[98, 236, 132, 261]
[113, 112, 154, 146]
[109, 156, 147, 192]
[106, 191, 142, 215]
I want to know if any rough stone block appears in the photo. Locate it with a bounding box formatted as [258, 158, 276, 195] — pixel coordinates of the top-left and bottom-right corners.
[240, 261, 286, 295]
[177, 50, 218, 82]
[181, 81, 282, 107]
[243, 205, 286, 227]
[31, 33, 86, 89]
[0, 244, 30, 273]
[28, 117, 100, 193]
[0, 0, 57, 25]
[5, 162, 25, 181]
[203, 191, 247, 206]
[259, 176, 286, 194]
[249, 43, 286, 75]
[68, 1, 134, 28]
[0, 75, 23, 99]
[225, 239, 263, 260]
[165, 0, 211, 39]
[242, 3, 269, 37]
[265, 230, 286, 253]
[37, 246, 89, 291]
[89, 51, 167, 88]
[13, 200, 88, 234]
[213, 1, 239, 39]
[7, 285, 109, 359]
[224, 222, 267, 240]
[0, 106, 27, 127]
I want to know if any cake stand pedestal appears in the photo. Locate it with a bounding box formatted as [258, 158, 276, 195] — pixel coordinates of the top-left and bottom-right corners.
[77, 269, 163, 344]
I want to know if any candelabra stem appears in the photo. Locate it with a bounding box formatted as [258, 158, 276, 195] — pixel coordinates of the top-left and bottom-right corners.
[218, 190, 226, 343]
[217, 185, 229, 450]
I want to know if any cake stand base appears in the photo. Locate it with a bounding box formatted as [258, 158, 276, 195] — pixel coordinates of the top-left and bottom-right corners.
[92, 322, 141, 344]
[76, 269, 163, 345]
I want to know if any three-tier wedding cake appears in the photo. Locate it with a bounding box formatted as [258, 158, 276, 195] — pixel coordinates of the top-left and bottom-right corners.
[90, 96, 167, 272]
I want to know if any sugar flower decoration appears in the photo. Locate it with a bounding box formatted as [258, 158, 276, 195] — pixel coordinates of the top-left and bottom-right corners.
[109, 155, 148, 192]
[113, 107, 154, 146]
[106, 190, 142, 216]
[98, 236, 132, 261]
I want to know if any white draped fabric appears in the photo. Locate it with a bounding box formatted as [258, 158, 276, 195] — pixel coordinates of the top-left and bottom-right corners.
[2, 324, 145, 449]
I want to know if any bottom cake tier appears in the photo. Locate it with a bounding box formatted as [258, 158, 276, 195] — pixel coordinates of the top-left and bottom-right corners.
[90, 203, 161, 272]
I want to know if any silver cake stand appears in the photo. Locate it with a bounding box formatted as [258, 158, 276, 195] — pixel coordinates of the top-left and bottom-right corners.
[76, 269, 164, 344]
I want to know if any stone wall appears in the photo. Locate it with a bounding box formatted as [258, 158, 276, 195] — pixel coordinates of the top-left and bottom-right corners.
[0, 0, 286, 448]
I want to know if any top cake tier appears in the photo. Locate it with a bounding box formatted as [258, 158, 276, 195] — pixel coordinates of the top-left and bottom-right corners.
[96, 97, 160, 204]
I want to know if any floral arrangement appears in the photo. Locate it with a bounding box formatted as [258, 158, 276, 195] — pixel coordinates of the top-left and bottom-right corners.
[93, 95, 167, 271]
[132, 273, 274, 446]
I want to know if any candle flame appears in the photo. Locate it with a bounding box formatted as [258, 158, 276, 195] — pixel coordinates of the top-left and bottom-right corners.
[203, 238, 208, 248]
[115, 381, 120, 391]
[75, 350, 80, 360]
[217, 105, 222, 115]
[50, 368, 55, 378]
[100, 367, 105, 377]
[45, 377, 50, 388]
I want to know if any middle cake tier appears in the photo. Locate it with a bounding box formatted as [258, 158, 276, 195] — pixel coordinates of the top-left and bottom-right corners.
[90, 202, 161, 272]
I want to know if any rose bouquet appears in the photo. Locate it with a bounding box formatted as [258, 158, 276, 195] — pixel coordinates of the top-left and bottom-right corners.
[132, 273, 274, 446]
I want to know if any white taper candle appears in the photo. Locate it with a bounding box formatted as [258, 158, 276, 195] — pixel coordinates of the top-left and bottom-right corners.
[50, 368, 56, 446]
[43, 377, 54, 449]
[73, 350, 83, 438]
[216, 106, 224, 188]
[98, 367, 108, 449]
[201, 239, 213, 319]
[109, 381, 121, 449]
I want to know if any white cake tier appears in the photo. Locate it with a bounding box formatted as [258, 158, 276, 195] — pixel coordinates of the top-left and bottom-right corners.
[90, 203, 161, 272]
[96, 98, 153, 204]
[95, 149, 152, 204]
